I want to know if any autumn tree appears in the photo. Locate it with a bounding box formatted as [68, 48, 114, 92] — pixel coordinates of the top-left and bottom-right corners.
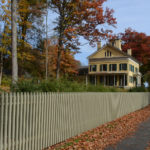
[119, 28, 150, 75]
[0, 24, 12, 85]
[17, 0, 46, 75]
[1, 0, 46, 79]
[49, 0, 116, 79]
[0, 1, 12, 84]
[45, 38, 79, 77]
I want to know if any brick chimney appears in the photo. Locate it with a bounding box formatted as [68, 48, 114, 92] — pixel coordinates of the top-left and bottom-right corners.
[127, 49, 132, 56]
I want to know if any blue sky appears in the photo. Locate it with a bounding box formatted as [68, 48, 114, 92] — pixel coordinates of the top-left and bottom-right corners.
[74, 0, 150, 65]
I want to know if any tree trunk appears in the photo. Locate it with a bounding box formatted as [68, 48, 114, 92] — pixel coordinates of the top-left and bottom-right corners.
[56, 35, 63, 79]
[56, 47, 61, 79]
[11, 0, 18, 84]
[0, 52, 3, 86]
[45, 1, 48, 80]
[56, 28, 63, 80]
[56, 1, 65, 79]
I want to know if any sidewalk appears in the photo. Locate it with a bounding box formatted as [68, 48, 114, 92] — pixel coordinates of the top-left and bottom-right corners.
[47, 105, 150, 150]
[106, 118, 150, 150]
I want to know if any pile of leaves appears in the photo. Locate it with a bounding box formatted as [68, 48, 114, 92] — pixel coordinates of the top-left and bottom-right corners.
[146, 142, 150, 150]
[46, 105, 150, 150]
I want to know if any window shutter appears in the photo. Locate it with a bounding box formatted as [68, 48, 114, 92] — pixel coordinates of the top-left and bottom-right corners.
[109, 64, 111, 71]
[100, 65, 102, 71]
[119, 64, 121, 70]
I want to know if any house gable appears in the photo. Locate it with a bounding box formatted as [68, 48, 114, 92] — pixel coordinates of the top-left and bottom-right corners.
[88, 45, 126, 59]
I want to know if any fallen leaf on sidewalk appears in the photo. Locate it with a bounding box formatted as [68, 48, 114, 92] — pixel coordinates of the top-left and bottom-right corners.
[46, 105, 150, 150]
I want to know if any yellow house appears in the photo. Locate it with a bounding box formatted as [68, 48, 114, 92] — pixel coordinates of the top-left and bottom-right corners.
[87, 39, 142, 88]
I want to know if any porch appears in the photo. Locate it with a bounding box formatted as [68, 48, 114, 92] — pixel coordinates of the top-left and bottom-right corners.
[89, 74, 128, 87]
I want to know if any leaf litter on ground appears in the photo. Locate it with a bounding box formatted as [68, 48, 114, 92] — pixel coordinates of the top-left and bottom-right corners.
[46, 105, 150, 150]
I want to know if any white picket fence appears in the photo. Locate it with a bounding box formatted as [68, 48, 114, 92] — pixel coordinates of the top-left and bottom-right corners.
[0, 92, 150, 150]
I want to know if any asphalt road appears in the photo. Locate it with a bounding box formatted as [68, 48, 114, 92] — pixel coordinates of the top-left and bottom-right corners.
[105, 118, 150, 150]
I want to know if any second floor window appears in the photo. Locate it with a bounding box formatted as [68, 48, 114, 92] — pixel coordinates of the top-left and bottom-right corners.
[100, 64, 107, 71]
[135, 67, 138, 73]
[105, 51, 112, 57]
[109, 64, 117, 71]
[119, 64, 127, 71]
[129, 64, 134, 72]
[90, 65, 97, 72]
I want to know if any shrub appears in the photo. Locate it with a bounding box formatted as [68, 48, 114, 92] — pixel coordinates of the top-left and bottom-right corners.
[10, 78, 131, 92]
[1, 76, 11, 86]
[86, 84, 121, 92]
[128, 86, 148, 92]
[11, 80, 40, 92]
[39, 78, 86, 92]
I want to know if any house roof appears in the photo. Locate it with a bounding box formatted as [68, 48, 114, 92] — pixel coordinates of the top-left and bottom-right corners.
[78, 66, 88, 75]
[87, 44, 141, 65]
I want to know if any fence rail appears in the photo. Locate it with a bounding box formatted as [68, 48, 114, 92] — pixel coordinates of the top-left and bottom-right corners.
[0, 92, 150, 150]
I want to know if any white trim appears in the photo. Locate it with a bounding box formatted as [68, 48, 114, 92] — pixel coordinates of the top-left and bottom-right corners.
[87, 45, 107, 59]
[128, 58, 139, 66]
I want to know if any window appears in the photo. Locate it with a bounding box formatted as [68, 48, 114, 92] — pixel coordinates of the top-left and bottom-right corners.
[129, 64, 134, 72]
[105, 51, 112, 57]
[129, 76, 134, 83]
[109, 64, 117, 71]
[132, 66, 134, 72]
[135, 67, 138, 73]
[112, 42, 115, 47]
[100, 64, 107, 71]
[107, 51, 109, 56]
[90, 65, 97, 72]
[119, 64, 127, 71]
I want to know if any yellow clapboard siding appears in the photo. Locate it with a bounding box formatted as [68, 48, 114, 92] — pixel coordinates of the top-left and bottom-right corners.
[88, 44, 141, 88]
[89, 47, 125, 59]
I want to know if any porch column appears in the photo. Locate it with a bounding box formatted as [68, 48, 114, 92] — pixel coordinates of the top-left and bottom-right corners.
[127, 74, 129, 87]
[124, 74, 126, 87]
[114, 75, 115, 86]
[117, 75, 119, 86]
[104, 75, 106, 86]
[86, 74, 88, 86]
[95, 75, 97, 86]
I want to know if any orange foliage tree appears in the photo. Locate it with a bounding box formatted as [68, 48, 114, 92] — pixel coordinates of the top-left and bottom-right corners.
[45, 39, 79, 77]
[49, 0, 117, 79]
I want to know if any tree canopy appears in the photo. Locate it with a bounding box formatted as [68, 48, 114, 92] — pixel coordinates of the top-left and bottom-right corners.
[49, 0, 117, 78]
[119, 28, 150, 75]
